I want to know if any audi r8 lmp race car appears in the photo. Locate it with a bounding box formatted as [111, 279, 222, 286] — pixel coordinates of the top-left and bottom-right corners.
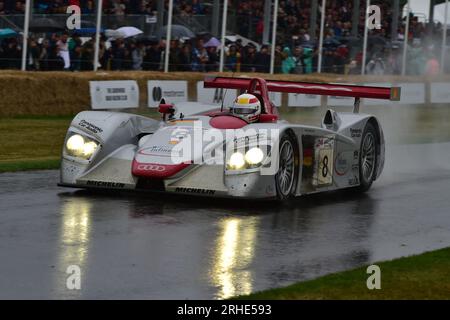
[58, 76, 400, 200]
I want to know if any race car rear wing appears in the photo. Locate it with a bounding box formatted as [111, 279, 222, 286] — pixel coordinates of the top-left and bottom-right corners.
[204, 76, 401, 113]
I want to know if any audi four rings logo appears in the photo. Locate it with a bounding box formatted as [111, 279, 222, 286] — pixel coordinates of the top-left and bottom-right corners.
[152, 87, 162, 102]
[137, 164, 166, 172]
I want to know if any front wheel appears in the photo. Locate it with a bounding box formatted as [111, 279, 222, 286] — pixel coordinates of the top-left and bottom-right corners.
[275, 133, 298, 200]
[357, 122, 378, 192]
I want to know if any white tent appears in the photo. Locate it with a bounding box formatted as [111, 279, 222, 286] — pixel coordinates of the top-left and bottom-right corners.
[406, 0, 450, 23]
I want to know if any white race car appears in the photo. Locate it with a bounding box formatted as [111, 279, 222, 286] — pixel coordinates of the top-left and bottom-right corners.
[59, 76, 400, 200]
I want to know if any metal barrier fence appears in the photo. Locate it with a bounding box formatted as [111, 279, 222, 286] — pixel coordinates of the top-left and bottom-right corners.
[0, 13, 257, 37]
[0, 13, 448, 75]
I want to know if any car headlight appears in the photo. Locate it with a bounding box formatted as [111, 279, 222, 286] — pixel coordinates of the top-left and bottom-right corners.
[245, 147, 264, 165]
[65, 133, 99, 160]
[227, 147, 269, 171]
[228, 152, 245, 170]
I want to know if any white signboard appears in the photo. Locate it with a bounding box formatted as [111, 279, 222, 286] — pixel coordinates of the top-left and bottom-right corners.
[268, 92, 282, 107]
[148, 80, 188, 107]
[397, 83, 425, 104]
[328, 83, 359, 107]
[328, 95, 355, 106]
[363, 83, 393, 106]
[288, 93, 321, 107]
[430, 82, 450, 103]
[89, 81, 139, 110]
[196, 81, 237, 107]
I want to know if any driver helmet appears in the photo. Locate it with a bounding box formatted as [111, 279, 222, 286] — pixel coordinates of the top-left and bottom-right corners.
[231, 93, 261, 123]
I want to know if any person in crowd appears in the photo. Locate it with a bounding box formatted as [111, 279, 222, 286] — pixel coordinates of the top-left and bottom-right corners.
[27, 38, 41, 70]
[131, 40, 145, 70]
[110, 38, 127, 70]
[69, 33, 83, 71]
[168, 39, 181, 71]
[366, 53, 386, 75]
[281, 47, 295, 74]
[291, 46, 303, 74]
[273, 44, 283, 73]
[322, 47, 335, 73]
[301, 46, 314, 74]
[80, 38, 95, 71]
[334, 44, 349, 74]
[38, 39, 51, 71]
[3, 38, 21, 69]
[0, 1, 6, 14]
[178, 44, 192, 71]
[254, 44, 270, 73]
[143, 41, 162, 71]
[241, 43, 257, 72]
[82, 0, 95, 14]
[205, 45, 219, 72]
[191, 38, 209, 72]
[224, 44, 240, 72]
[425, 52, 440, 76]
[57, 32, 71, 70]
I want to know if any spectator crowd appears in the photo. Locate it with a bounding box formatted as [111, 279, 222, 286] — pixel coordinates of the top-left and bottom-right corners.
[0, 0, 448, 75]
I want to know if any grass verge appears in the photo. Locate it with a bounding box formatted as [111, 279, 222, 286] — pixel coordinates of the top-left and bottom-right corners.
[234, 247, 450, 300]
[0, 158, 60, 173]
[0, 118, 70, 173]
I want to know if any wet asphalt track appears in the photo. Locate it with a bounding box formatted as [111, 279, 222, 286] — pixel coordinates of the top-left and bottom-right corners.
[1, 142, 450, 299]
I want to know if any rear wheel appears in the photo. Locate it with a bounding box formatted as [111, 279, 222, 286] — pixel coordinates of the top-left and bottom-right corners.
[357, 122, 378, 192]
[275, 133, 298, 200]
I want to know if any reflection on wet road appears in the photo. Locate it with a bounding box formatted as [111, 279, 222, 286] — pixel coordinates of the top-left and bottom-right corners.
[1, 143, 450, 299]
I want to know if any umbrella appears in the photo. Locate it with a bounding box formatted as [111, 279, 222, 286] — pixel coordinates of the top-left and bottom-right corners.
[115, 26, 143, 38]
[105, 27, 143, 39]
[203, 37, 221, 48]
[225, 34, 260, 50]
[157, 25, 195, 40]
[0, 28, 17, 39]
[29, 18, 65, 33]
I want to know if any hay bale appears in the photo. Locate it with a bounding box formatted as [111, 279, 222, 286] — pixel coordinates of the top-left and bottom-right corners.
[0, 70, 448, 117]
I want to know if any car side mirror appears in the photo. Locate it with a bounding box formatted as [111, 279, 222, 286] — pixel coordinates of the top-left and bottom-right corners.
[159, 103, 175, 121]
[259, 114, 278, 123]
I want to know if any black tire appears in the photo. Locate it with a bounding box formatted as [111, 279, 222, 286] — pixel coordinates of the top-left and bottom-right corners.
[357, 122, 379, 192]
[275, 132, 299, 200]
